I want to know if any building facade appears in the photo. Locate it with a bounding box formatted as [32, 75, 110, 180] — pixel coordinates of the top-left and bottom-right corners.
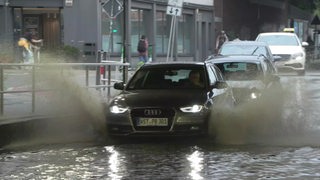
[0, 0, 215, 64]
[220, 0, 312, 41]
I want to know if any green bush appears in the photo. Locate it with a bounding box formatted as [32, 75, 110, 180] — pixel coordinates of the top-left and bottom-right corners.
[0, 42, 14, 63]
[61, 45, 80, 62]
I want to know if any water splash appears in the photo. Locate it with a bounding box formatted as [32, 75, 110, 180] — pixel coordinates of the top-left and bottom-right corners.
[3, 64, 109, 149]
[208, 77, 320, 147]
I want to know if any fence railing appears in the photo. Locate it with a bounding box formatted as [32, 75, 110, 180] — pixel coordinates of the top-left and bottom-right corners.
[0, 62, 130, 116]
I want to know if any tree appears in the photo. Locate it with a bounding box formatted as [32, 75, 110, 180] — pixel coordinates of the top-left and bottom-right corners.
[314, 0, 320, 15]
[289, 0, 317, 13]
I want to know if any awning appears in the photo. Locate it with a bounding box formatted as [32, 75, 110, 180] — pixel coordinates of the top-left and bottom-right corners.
[249, 0, 285, 10]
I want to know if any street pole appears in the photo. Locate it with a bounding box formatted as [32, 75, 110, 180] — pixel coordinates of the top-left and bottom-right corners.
[122, 0, 131, 83]
[166, 17, 174, 62]
[96, 0, 102, 86]
[171, 15, 177, 61]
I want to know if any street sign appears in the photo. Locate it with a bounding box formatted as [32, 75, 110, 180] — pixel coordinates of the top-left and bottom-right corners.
[102, 0, 123, 18]
[168, 0, 183, 7]
[166, 6, 182, 16]
[65, 0, 73, 7]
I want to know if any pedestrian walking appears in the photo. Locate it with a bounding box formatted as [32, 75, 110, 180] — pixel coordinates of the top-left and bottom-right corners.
[18, 36, 34, 64]
[29, 30, 43, 63]
[18, 30, 43, 64]
[215, 30, 229, 54]
[137, 35, 148, 67]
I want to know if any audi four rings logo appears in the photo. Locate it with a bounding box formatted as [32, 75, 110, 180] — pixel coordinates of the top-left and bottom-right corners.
[144, 109, 162, 116]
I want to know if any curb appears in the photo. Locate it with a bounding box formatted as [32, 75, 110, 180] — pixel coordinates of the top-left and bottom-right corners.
[0, 114, 101, 148]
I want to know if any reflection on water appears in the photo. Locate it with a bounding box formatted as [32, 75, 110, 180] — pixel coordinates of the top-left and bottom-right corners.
[105, 146, 124, 179]
[1, 144, 320, 179]
[1, 75, 320, 179]
[187, 148, 204, 180]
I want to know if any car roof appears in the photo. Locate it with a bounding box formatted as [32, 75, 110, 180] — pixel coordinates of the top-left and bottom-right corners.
[206, 55, 264, 64]
[257, 32, 297, 36]
[141, 61, 206, 68]
[223, 40, 268, 46]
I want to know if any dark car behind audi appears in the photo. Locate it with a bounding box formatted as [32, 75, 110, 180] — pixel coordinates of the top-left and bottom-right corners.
[105, 62, 235, 137]
[206, 55, 281, 105]
[215, 40, 279, 64]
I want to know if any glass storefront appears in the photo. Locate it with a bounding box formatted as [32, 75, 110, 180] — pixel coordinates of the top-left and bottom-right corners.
[101, 11, 124, 54]
[177, 14, 192, 54]
[156, 11, 169, 55]
[99, 1, 214, 61]
[131, 9, 147, 53]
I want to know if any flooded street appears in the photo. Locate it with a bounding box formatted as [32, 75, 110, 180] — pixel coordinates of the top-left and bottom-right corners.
[1, 143, 320, 179]
[1, 73, 320, 179]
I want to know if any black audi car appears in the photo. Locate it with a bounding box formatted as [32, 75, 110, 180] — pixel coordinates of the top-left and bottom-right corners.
[105, 62, 235, 137]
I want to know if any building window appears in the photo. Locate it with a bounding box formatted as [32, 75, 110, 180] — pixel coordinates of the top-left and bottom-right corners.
[177, 14, 192, 54]
[131, 9, 148, 53]
[156, 11, 169, 55]
[156, 12, 193, 56]
[102, 11, 124, 54]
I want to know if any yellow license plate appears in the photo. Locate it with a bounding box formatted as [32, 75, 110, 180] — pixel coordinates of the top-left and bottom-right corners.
[137, 118, 168, 126]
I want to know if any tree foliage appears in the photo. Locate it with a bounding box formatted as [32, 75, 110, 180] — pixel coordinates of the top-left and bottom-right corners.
[289, 0, 317, 13]
[314, 0, 320, 15]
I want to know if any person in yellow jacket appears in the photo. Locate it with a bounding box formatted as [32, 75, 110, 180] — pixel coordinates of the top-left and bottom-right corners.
[18, 37, 34, 64]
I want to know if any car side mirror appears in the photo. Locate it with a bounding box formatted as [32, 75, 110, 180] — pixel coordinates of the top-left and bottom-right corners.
[302, 42, 309, 47]
[114, 82, 125, 90]
[273, 55, 282, 61]
[213, 81, 228, 89]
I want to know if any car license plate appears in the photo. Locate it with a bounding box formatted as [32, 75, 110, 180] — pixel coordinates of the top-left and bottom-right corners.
[137, 118, 168, 126]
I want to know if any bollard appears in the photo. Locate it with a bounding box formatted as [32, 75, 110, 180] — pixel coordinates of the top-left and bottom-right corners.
[100, 65, 106, 85]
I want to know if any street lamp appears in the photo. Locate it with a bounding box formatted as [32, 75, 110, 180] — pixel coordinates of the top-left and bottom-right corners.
[4, 0, 10, 35]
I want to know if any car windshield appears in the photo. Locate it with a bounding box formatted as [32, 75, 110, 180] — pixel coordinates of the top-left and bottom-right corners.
[215, 62, 262, 81]
[257, 35, 299, 46]
[220, 44, 267, 56]
[126, 66, 206, 90]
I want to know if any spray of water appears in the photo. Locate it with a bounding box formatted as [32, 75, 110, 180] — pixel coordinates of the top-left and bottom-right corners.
[34, 66, 107, 140]
[3, 57, 110, 148]
[208, 77, 320, 147]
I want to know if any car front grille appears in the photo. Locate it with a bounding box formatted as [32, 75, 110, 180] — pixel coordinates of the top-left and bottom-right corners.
[275, 54, 291, 61]
[131, 108, 175, 131]
[284, 63, 303, 68]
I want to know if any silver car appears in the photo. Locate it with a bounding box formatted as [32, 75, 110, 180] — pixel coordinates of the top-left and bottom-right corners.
[217, 40, 277, 63]
[206, 55, 281, 105]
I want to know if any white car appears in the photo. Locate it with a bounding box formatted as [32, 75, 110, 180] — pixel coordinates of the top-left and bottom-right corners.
[255, 32, 308, 75]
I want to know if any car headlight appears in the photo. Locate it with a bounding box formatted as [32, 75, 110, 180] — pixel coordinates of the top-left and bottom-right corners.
[249, 88, 261, 100]
[250, 92, 259, 99]
[180, 105, 203, 113]
[291, 52, 303, 60]
[110, 105, 128, 114]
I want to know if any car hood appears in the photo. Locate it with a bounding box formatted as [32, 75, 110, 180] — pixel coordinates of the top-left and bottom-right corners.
[110, 90, 208, 107]
[268, 46, 303, 54]
[227, 80, 265, 90]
